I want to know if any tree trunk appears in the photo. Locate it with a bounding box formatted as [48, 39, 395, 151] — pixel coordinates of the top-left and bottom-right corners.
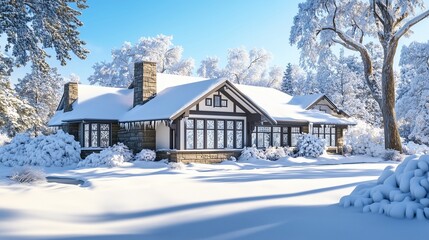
[381, 43, 402, 152]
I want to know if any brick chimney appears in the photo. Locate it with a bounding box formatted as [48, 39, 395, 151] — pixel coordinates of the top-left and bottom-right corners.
[64, 82, 78, 112]
[133, 61, 157, 107]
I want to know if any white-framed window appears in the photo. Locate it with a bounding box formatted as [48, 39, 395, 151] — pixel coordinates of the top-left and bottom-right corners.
[185, 118, 244, 149]
[252, 126, 301, 148]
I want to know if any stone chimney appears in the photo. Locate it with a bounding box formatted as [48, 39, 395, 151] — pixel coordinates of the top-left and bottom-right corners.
[133, 61, 157, 107]
[64, 82, 78, 112]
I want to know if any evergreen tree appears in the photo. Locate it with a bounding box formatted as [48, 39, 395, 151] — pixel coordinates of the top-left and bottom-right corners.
[281, 63, 294, 95]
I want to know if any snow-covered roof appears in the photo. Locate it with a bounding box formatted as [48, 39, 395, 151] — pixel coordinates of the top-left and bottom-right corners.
[49, 73, 355, 126]
[235, 85, 354, 125]
[48, 85, 133, 125]
[120, 78, 226, 122]
[287, 94, 324, 109]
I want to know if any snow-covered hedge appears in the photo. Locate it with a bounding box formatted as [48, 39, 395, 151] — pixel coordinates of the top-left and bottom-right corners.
[403, 141, 429, 155]
[238, 146, 267, 161]
[340, 155, 429, 219]
[343, 120, 385, 157]
[10, 166, 46, 183]
[0, 131, 81, 167]
[78, 143, 133, 168]
[296, 134, 325, 158]
[135, 149, 156, 161]
[238, 146, 291, 161]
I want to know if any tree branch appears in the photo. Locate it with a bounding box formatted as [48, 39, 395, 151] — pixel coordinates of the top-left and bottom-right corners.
[394, 9, 429, 41]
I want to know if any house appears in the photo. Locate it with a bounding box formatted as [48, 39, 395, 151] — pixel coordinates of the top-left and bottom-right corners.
[49, 61, 355, 163]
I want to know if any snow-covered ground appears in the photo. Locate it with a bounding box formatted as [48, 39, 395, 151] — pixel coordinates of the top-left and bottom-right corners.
[1, 155, 428, 240]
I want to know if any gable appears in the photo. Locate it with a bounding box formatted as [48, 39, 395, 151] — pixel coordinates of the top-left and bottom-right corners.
[308, 96, 348, 118]
[190, 91, 245, 113]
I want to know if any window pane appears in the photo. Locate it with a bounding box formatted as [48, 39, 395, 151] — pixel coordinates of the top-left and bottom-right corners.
[214, 95, 221, 107]
[332, 132, 336, 146]
[273, 133, 281, 147]
[273, 127, 281, 132]
[252, 133, 256, 146]
[207, 130, 215, 148]
[197, 120, 204, 129]
[91, 124, 98, 147]
[100, 124, 109, 131]
[282, 127, 288, 133]
[227, 130, 234, 148]
[258, 126, 271, 132]
[84, 124, 90, 147]
[325, 134, 331, 147]
[186, 130, 194, 149]
[217, 120, 224, 129]
[227, 121, 234, 129]
[100, 130, 109, 147]
[207, 120, 215, 129]
[313, 127, 319, 135]
[217, 130, 224, 148]
[186, 119, 194, 129]
[282, 134, 289, 146]
[257, 133, 264, 148]
[236, 121, 243, 130]
[236, 131, 243, 148]
[196, 129, 204, 149]
[264, 133, 270, 148]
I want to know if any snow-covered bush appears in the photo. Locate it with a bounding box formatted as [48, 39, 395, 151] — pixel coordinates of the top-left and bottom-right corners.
[168, 162, 186, 170]
[403, 141, 429, 155]
[78, 143, 133, 168]
[238, 146, 266, 161]
[10, 166, 46, 184]
[383, 149, 404, 162]
[0, 131, 81, 167]
[296, 134, 325, 158]
[265, 146, 287, 160]
[344, 120, 385, 157]
[135, 149, 156, 161]
[0, 132, 10, 146]
[340, 155, 429, 219]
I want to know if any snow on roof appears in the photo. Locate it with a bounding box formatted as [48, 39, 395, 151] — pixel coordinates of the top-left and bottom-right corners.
[49, 73, 354, 126]
[156, 73, 208, 93]
[235, 85, 354, 125]
[120, 78, 226, 122]
[287, 94, 324, 109]
[48, 85, 133, 125]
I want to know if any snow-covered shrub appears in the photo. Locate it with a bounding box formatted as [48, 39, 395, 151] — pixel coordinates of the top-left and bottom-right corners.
[238, 146, 266, 161]
[340, 155, 429, 219]
[10, 166, 46, 184]
[0, 132, 10, 146]
[78, 143, 133, 168]
[403, 141, 429, 155]
[135, 149, 156, 161]
[343, 144, 353, 155]
[296, 134, 325, 158]
[265, 146, 287, 160]
[0, 131, 81, 167]
[383, 149, 404, 162]
[168, 162, 186, 170]
[343, 120, 385, 157]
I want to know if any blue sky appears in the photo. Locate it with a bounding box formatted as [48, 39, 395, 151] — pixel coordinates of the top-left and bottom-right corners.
[9, 0, 429, 83]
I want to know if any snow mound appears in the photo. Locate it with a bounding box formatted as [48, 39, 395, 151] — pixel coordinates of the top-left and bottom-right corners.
[78, 143, 133, 168]
[135, 149, 156, 161]
[296, 134, 325, 158]
[238, 146, 266, 161]
[340, 155, 429, 219]
[168, 162, 186, 170]
[0, 131, 81, 167]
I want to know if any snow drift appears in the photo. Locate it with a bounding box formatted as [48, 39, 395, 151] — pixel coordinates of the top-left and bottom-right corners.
[340, 154, 429, 219]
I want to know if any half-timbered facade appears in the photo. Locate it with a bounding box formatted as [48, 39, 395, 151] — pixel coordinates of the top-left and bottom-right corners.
[49, 61, 355, 163]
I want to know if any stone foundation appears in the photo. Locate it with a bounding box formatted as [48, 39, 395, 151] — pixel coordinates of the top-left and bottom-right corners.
[157, 150, 242, 164]
[118, 126, 156, 153]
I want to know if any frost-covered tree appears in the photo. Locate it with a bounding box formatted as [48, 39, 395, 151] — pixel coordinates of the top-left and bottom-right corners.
[15, 67, 64, 125]
[281, 63, 294, 95]
[396, 41, 429, 144]
[290, 0, 429, 152]
[0, 77, 42, 136]
[0, 0, 88, 74]
[197, 47, 283, 88]
[89, 35, 194, 87]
